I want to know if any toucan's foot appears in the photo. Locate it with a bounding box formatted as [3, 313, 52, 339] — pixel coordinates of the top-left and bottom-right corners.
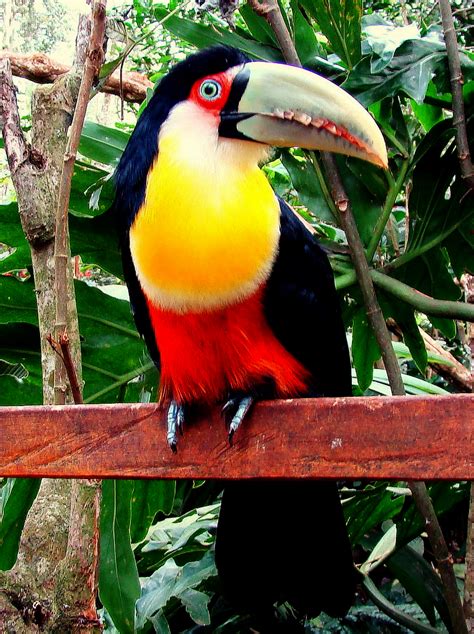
[167, 400, 185, 452]
[222, 395, 254, 444]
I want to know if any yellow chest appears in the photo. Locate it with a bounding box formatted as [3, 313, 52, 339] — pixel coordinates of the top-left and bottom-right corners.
[129, 117, 280, 313]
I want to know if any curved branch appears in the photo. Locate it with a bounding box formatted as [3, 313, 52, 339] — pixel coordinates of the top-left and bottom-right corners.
[0, 50, 152, 103]
[371, 269, 474, 321]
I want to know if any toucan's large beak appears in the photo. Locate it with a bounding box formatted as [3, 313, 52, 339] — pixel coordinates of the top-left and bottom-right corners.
[220, 62, 387, 169]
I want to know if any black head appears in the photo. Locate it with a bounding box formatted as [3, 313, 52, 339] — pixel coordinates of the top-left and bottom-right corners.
[113, 46, 250, 230]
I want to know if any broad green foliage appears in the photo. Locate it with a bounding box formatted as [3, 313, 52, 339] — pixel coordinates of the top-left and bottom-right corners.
[99, 480, 141, 634]
[1, 0, 472, 631]
[0, 478, 41, 570]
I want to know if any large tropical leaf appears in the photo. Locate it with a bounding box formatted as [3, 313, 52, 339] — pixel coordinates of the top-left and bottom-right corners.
[298, 0, 362, 68]
[0, 275, 152, 405]
[130, 480, 176, 544]
[351, 307, 381, 391]
[0, 202, 32, 274]
[0, 478, 41, 570]
[99, 480, 141, 634]
[79, 121, 129, 167]
[155, 8, 281, 62]
[344, 36, 474, 106]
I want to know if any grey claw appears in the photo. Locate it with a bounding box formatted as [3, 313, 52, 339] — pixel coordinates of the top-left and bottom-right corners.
[167, 401, 185, 451]
[222, 395, 254, 443]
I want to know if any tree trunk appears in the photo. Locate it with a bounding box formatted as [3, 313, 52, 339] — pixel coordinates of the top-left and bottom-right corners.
[0, 14, 102, 632]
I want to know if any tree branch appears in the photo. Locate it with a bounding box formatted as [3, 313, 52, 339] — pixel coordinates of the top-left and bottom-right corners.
[438, 4, 474, 621]
[53, 1, 106, 407]
[438, 0, 474, 192]
[371, 269, 474, 321]
[248, 1, 469, 630]
[0, 50, 152, 103]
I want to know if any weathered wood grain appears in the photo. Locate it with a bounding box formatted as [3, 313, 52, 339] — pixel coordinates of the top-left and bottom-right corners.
[0, 395, 472, 480]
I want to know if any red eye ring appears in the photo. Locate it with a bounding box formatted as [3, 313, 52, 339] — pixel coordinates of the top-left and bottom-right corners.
[199, 79, 222, 101]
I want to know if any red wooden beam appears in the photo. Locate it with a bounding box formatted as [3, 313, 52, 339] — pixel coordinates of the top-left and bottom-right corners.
[0, 395, 472, 480]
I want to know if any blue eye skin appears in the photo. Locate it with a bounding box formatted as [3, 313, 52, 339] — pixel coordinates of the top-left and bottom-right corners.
[199, 79, 222, 101]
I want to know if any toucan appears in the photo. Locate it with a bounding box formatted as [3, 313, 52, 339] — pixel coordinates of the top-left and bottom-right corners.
[112, 46, 387, 626]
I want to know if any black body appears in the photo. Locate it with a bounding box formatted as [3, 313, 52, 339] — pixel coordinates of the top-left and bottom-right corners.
[112, 46, 357, 624]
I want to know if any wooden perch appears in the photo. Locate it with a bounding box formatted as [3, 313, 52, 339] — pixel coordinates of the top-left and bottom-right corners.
[0, 50, 152, 103]
[0, 395, 472, 480]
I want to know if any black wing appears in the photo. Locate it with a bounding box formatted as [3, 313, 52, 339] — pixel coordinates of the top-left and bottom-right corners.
[120, 233, 161, 369]
[263, 198, 351, 397]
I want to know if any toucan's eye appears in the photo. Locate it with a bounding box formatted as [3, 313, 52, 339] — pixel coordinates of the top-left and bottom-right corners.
[199, 79, 222, 101]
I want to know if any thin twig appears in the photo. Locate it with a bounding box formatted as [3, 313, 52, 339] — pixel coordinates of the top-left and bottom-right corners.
[438, 0, 474, 192]
[47, 334, 83, 405]
[53, 0, 106, 406]
[249, 1, 469, 630]
[438, 0, 474, 626]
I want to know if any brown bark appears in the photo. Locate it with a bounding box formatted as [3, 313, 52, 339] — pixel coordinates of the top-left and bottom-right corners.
[0, 50, 152, 103]
[0, 10, 102, 632]
[419, 328, 473, 392]
[466, 484, 474, 631]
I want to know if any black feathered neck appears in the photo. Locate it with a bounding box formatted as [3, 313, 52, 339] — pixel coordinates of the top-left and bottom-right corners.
[113, 46, 250, 231]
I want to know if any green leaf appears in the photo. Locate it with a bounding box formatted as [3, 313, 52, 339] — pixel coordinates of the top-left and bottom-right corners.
[135, 550, 216, 629]
[180, 588, 212, 625]
[361, 18, 420, 71]
[392, 340, 452, 367]
[299, 0, 362, 68]
[70, 161, 114, 217]
[0, 202, 31, 273]
[239, 3, 278, 47]
[405, 118, 474, 266]
[70, 209, 122, 278]
[155, 9, 281, 62]
[410, 100, 443, 133]
[0, 324, 42, 405]
[139, 504, 218, 573]
[386, 545, 451, 629]
[351, 308, 381, 391]
[378, 293, 427, 373]
[370, 97, 410, 157]
[0, 358, 28, 381]
[335, 157, 385, 246]
[281, 151, 334, 223]
[397, 482, 469, 549]
[344, 483, 404, 545]
[0, 478, 41, 570]
[344, 39, 447, 106]
[361, 523, 397, 574]
[0, 276, 151, 405]
[79, 121, 129, 167]
[291, 1, 321, 67]
[99, 480, 140, 634]
[130, 480, 176, 543]
[398, 249, 460, 340]
[445, 224, 474, 279]
[74, 280, 151, 404]
[0, 276, 38, 327]
[369, 369, 448, 395]
[362, 575, 440, 634]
